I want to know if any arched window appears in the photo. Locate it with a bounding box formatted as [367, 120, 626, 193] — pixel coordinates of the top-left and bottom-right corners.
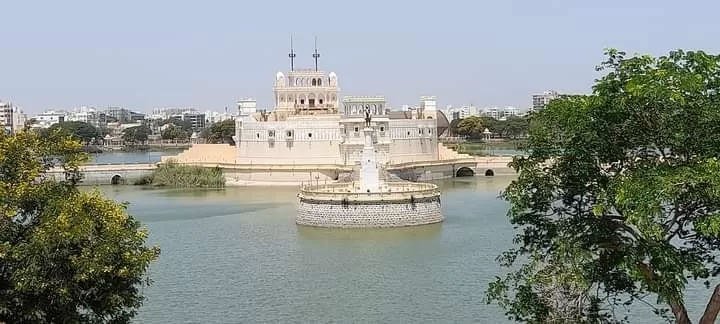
[312, 79, 317, 86]
[318, 79, 322, 86]
[372, 104, 377, 115]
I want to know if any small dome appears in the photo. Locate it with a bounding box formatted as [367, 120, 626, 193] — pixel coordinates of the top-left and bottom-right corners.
[276, 72, 285, 80]
[328, 72, 337, 78]
[190, 132, 198, 139]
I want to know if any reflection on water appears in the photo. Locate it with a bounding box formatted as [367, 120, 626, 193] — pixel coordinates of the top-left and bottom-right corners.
[296, 223, 442, 242]
[435, 175, 515, 194]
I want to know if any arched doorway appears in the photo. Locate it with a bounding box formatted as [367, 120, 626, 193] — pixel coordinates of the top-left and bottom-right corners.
[484, 169, 495, 177]
[455, 167, 475, 177]
[111, 174, 123, 185]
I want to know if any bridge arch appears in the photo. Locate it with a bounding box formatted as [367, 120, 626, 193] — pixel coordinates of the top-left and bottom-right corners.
[484, 169, 495, 177]
[455, 167, 475, 177]
[111, 174, 123, 185]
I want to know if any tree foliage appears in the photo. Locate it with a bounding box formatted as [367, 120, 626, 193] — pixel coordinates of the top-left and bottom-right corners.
[157, 118, 193, 132]
[47, 121, 99, 144]
[161, 124, 188, 140]
[122, 125, 151, 144]
[487, 49, 720, 324]
[0, 128, 159, 323]
[201, 119, 236, 145]
[452, 116, 529, 139]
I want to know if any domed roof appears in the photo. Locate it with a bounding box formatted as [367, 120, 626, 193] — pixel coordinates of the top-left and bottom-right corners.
[328, 72, 337, 78]
[436, 110, 450, 136]
[276, 72, 285, 80]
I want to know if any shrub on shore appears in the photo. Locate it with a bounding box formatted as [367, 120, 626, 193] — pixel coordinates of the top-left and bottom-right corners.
[135, 161, 225, 188]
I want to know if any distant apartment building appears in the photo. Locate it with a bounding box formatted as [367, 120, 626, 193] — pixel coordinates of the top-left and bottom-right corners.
[67, 106, 102, 128]
[0, 101, 27, 134]
[104, 107, 145, 123]
[204, 110, 235, 124]
[32, 110, 66, 128]
[150, 107, 196, 120]
[532, 90, 560, 111]
[181, 111, 206, 130]
[130, 111, 145, 122]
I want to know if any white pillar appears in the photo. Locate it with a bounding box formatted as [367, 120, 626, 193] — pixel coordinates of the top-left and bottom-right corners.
[360, 127, 380, 192]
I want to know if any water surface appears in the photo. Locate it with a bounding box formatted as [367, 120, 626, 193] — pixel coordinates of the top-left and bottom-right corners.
[99, 177, 713, 323]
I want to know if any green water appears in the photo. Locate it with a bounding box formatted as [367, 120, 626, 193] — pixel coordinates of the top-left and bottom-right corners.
[99, 177, 713, 323]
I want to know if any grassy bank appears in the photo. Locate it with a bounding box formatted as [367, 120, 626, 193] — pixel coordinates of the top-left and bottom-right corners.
[134, 162, 225, 188]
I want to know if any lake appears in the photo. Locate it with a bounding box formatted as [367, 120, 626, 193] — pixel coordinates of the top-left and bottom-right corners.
[96, 176, 712, 323]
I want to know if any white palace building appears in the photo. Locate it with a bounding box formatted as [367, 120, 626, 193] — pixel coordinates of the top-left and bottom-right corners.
[235, 67, 442, 166]
[165, 48, 479, 184]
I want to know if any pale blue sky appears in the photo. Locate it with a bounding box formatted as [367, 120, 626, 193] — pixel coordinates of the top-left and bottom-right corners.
[2, 0, 719, 114]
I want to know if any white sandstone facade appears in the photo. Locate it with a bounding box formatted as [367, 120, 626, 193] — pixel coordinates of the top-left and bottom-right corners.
[236, 68, 439, 166]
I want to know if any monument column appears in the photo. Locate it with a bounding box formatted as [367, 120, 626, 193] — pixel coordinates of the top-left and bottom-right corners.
[360, 126, 380, 192]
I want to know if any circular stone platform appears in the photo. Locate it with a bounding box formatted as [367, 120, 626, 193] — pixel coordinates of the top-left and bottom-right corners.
[296, 181, 443, 228]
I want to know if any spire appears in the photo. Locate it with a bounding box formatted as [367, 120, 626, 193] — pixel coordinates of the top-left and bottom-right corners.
[288, 36, 296, 71]
[312, 36, 320, 72]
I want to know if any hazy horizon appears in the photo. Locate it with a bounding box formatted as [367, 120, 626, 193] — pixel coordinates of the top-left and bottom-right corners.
[3, 0, 720, 114]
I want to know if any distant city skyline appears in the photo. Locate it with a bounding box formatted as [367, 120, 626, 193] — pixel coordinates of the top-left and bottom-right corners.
[3, 0, 720, 114]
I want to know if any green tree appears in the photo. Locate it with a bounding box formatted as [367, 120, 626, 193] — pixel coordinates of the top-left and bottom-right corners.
[161, 124, 188, 140]
[0, 128, 159, 323]
[158, 118, 193, 132]
[487, 49, 720, 323]
[498, 116, 530, 139]
[202, 119, 236, 145]
[454, 116, 485, 138]
[48, 121, 99, 144]
[122, 125, 151, 144]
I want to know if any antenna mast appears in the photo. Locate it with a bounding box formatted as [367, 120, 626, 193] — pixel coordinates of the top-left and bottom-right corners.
[288, 36, 296, 71]
[312, 36, 320, 72]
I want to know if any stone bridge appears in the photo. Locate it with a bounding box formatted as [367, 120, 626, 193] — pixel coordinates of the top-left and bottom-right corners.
[48, 164, 157, 185]
[385, 157, 514, 182]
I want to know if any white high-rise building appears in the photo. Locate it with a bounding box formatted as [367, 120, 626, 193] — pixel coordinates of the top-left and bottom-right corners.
[237, 98, 257, 116]
[420, 96, 437, 119]
[67, 106, 102, 127]
[532, 90, 560, 111]
[0, 101, 27, 134]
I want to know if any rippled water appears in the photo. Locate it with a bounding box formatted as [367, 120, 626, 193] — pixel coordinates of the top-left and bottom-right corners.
[88, 150, 182, 164]
[98, 177, 714, 323]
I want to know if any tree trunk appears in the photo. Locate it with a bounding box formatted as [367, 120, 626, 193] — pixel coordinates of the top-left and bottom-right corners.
[699, 284, 720, 324]
[636, 262, 691, 324]
[671, 303, 692, 324]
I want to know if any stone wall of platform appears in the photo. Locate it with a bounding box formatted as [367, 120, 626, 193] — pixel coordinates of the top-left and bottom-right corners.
[296, 195, 443, 228]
